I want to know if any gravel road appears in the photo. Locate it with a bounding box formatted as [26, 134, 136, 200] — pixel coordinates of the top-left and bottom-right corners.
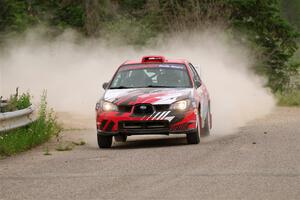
[0, 107, 299, 200]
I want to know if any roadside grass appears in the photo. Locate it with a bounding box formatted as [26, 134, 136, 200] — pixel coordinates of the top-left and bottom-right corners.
[277, 90, 300, 106]
[2, 92, 32, 112]
[0, 93, 61, 156]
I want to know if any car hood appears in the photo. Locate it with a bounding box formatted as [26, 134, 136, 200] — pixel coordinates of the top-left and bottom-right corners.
[103, 88, 193, 105]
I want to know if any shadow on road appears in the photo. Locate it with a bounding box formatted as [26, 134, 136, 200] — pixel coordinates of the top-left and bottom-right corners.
[90, 134, 228, 150]
[112, 136, 189, 149]
[78, 129, 236, 150]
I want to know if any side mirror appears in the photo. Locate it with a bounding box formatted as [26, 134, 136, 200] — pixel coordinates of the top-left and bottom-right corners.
[195, 80, 202, 88]
[102, 82, 109, 89]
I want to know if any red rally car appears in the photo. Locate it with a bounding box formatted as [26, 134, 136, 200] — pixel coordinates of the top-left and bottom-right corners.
[96, 56, 212, 148]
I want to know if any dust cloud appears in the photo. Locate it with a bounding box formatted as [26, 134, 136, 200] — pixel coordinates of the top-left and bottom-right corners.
[0, 28, 275, 134]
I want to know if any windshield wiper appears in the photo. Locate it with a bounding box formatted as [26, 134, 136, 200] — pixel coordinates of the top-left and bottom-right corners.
[109, 86, 133, 89]
[145, 85, 178, 88]
[110, 85, 181, 89]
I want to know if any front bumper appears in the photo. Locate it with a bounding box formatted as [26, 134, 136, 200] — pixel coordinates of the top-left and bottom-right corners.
[96, 109, 197, 136]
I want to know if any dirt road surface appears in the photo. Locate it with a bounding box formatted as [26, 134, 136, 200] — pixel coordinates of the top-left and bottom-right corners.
[0, 107, 299, 200]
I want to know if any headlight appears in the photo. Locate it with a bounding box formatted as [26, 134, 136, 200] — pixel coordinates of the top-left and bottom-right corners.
[100, 101, 118, 112]
[170, 100, 190, 111]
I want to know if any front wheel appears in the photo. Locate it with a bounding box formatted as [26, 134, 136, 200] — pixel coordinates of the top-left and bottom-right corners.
[186, 112, 200, 144]
[200, 107, 210, 137]
[97, 134, 112, 148]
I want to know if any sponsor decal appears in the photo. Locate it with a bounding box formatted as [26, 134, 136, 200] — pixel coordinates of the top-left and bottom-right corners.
[119, 64, 185, 71]
[158, 64, 185, 69]
[145, 111, 175, 122]
[165, 116, 175, 122]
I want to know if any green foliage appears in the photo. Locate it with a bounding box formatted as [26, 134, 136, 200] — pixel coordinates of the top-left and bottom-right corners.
[0, 92, 61, 156]
[119, 0, 147, 12]
[276, 90, 300, 106]
[0, 0, 85, 34]
[280, 0, 300, 31]
[157, 0, 231, 30]
[4, 92, 31, 112]
[229, 0, 299, 92]
[53, 4, 85, 28]
[102, 16, 158, 45]
[0, 0, 299, 93]
[0, 0, 35, 33]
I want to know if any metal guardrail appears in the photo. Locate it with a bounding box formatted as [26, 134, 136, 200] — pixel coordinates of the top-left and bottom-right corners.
[0, 106, 36, 133]
[0, 100, 8, 113]
[0, 103, 7, 112]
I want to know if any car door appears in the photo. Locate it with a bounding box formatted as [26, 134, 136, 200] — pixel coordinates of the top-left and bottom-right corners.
[188, 63, 209, 126]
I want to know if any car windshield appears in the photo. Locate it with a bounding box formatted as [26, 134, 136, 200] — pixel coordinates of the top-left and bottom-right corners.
[109, 64, 192, 89]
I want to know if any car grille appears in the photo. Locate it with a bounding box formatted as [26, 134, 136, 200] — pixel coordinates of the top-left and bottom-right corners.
[154, 104, 170, 112]
[118, 104, 170, 114]
[119, 120, 170, 131]
[133, 104, 154, 116]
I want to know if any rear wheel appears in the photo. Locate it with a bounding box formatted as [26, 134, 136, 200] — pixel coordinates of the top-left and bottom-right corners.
[186, 111, 200, 144]
[97, 134, 112, 148]
[114, 135, 127, 142]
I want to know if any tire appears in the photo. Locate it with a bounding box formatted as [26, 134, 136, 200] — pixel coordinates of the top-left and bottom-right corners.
[200, 107, 210, 137]
[186, 111, 200, 144]
[97, 134, 113, 148]
[114, 135, 127, 142]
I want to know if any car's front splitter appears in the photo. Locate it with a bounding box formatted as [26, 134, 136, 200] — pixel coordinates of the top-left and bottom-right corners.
[97, 128, 197, 136]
